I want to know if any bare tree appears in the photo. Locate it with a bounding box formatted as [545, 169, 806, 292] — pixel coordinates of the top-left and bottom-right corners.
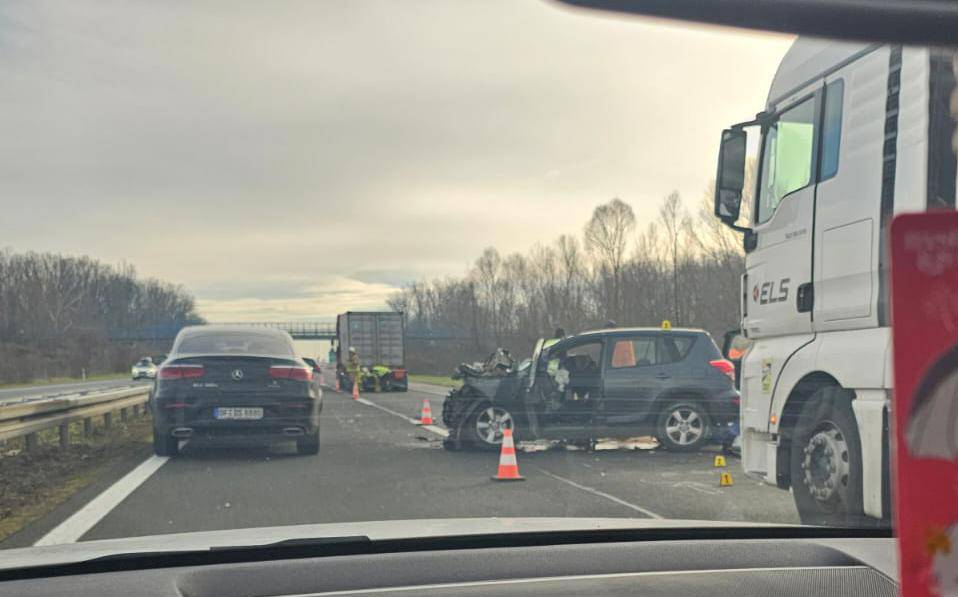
[391, 194, 748, 374]
[584, 198, 636, 321]
[659, 191, 691, 323]
[0, 250, 203, 383]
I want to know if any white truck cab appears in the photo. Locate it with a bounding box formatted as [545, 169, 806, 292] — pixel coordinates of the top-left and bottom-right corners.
[714, 39, 957, 524]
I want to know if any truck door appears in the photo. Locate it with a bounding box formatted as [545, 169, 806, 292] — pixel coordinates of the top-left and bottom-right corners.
[746, 92, 820, 339]
[742, 88, 821, 430]
[812, 49, 889, 332]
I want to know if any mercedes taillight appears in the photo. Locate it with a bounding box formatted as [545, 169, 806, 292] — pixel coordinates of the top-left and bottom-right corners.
[157, 364, 205, 380]
[269, 365, 313, 382]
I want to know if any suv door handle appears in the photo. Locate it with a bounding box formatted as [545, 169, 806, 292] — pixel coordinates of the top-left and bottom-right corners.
[655, 373, 670, 379]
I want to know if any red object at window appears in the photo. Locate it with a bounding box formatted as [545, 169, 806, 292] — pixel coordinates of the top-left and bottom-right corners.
[890, 212, 958, 597]
[611, 341, 636, 368]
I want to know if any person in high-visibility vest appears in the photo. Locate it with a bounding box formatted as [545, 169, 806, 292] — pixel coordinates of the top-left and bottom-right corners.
[370, 364, 391, 392]
[346, 347, 361, 389]
[544, 328, 565, 377]
[543, 327, 565, 350]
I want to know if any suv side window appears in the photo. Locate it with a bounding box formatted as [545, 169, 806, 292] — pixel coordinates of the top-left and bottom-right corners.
[561, 341, 603, 374]
[610, 336, 655, 368]
[610, 335, 695, 368]
[659, 335, 695, 364]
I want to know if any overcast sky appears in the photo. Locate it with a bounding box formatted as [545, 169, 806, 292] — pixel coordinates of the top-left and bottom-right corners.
[0, 1, 792, 322]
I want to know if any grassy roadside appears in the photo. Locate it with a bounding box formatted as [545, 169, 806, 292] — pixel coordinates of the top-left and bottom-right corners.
[408, 374, 462, 388]
[0, 373, 128, 391]
[0, 414, 153, 543]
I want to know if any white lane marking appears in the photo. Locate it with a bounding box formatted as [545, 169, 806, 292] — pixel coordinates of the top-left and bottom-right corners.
[405, 382, 450, 397]
[673, 481, 722, 496]
[35, 455, 170, 546]
[536, 469, 663, 519]
[421, 424, 449, 438]
[354, 397, 417, 425]
[348, 393, 660, 516]
[352, 396, 449, 437]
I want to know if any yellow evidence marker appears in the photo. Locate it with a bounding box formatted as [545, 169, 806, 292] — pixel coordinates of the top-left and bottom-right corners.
[713, 455, 727, 468]
[719, 472, 734, 487]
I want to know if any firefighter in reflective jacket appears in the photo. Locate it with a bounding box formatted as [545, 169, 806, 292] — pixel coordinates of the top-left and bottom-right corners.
[346, 347, 361, 388]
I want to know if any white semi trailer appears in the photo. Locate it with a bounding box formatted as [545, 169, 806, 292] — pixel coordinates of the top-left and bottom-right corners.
[713, 39, 957, 525]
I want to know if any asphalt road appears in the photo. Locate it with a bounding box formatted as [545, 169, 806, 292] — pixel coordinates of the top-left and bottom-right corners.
[56, 383, 799, 543]
[0, 378, 151, 406]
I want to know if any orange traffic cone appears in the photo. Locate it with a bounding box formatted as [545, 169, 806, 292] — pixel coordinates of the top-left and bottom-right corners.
[491, 428, 524, 481]
[418, 399, 433, 425]
[352, 381, 359, 400]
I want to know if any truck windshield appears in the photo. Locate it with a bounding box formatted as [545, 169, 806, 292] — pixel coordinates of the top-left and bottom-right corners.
[756, 98, 817, 224]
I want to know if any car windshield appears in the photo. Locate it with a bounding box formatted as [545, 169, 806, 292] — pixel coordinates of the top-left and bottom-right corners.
[1, 0, 943, 563]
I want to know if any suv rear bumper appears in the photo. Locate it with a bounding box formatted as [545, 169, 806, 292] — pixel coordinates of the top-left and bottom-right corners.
[706, 388, 740, 425]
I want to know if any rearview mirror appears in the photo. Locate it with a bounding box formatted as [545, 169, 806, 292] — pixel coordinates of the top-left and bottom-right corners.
[714, 128, 746, 225]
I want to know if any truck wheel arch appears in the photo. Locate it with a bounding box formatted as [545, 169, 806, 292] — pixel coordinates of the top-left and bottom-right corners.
[776, 372, 845, 488]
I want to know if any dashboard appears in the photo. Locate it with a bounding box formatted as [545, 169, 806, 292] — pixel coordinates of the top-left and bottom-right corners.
[0, 535, 896, 596]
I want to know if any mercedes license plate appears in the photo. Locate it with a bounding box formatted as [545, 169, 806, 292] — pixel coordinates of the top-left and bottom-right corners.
[214, 407, 263, 420]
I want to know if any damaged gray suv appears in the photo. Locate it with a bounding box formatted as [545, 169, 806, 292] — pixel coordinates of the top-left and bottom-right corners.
[441, 326, 740, 452]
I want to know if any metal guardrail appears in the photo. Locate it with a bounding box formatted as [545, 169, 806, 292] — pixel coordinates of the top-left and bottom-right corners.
[0, 386, 151, 446]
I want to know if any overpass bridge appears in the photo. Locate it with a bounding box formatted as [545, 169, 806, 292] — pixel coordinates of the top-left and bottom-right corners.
[211, 321, 338, 340]
[110, 320, 467, 342]
[108, 321, 338, 342]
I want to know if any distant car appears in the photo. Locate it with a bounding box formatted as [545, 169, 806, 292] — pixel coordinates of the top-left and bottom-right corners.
[151, 326, 322, 457]
[442, 326, 739, 452]
[131, 357, 157, 380]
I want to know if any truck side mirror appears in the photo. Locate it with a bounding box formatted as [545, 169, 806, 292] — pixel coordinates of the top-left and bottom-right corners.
[714, 128, 747, 225]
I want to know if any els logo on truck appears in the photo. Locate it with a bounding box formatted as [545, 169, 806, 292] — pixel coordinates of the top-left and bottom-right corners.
[753, 278, 790, 305]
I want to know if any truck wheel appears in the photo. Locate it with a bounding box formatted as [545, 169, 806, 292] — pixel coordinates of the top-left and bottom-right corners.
[656, 400, 710, 452]
[297, 431, 320, 455]
[466, 404, 519, 451]
[153, 427, 179, 457]
[789, 386, 864, 526]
